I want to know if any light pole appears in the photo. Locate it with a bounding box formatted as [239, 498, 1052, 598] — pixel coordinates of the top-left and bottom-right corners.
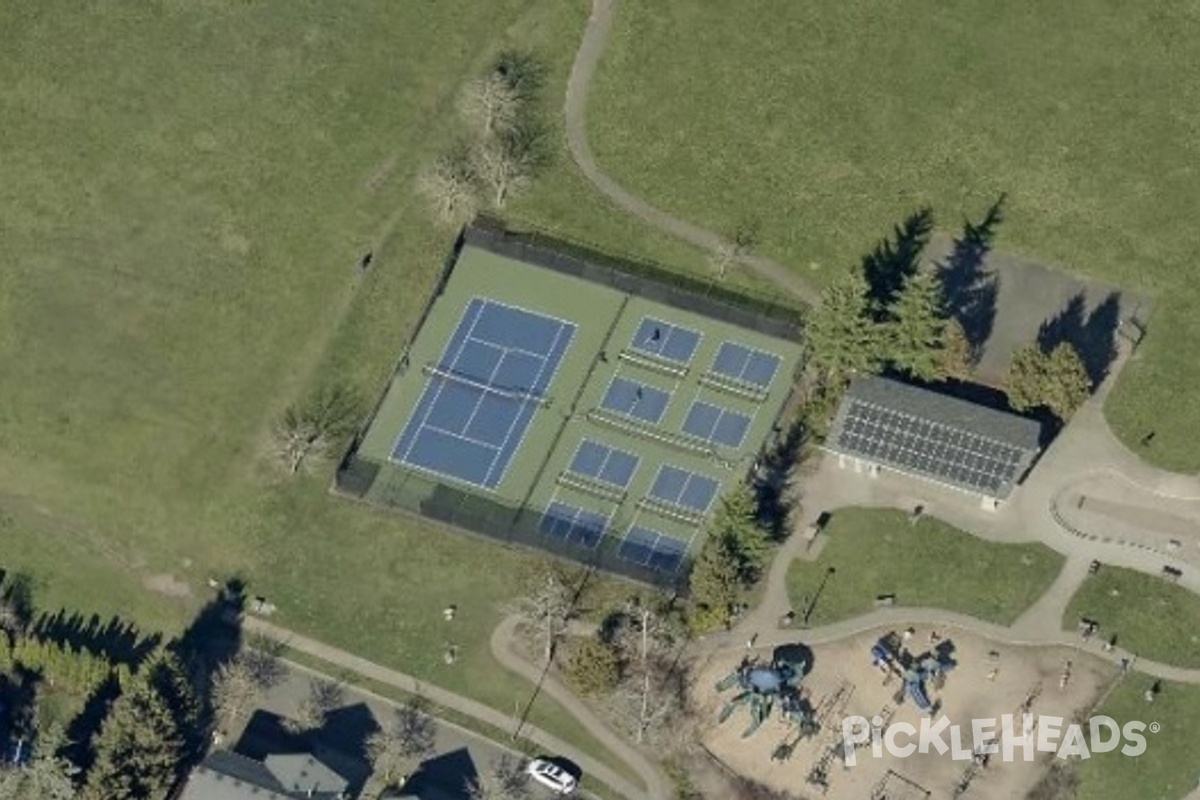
[803, 566, 836, 626]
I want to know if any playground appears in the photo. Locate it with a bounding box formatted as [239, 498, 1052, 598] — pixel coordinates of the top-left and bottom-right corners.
[698, 626, 1112, 800]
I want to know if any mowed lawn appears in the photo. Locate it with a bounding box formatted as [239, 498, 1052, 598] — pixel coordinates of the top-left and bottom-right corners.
[1065, 566, 1200, 669]
[0, 0, 653, 778]
[1078, 678, 1200, 800]
[585, 0, 1200, 471]
[786, 508, 1064, 626]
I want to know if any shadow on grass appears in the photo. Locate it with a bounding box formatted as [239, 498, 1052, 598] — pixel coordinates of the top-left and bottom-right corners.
[936, 195, 1004, 363]
[861, 207, 934, 312]
[1037, 291, 1121, 388]
[170, 579, 247, 765]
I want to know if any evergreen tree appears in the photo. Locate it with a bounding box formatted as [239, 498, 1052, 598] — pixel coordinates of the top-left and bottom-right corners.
[687, 537, 742, 631]
[886, 270, 949, 381]
[80, 672, 184, 800]
[938, 317, 973, 379]
[0, 722, 80, 800]
[711, 490, 770, 584]
[804, 272, 882, 383]
[1005, 342, 1091, 421]
[563, 637, 621, 697]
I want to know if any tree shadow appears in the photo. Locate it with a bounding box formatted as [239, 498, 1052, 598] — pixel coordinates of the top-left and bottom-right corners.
[29, 610, 162, 671]
[406, 747, 480, 800]
[170, 579, 247, 763]
[0, 570, 35, 637]
[861, 207, 934, 312]
[752, 415, 809, 542]
[63, 672, 122, 774]
[936, 195, 1004, 363]
[1037, 291, 1121, 388]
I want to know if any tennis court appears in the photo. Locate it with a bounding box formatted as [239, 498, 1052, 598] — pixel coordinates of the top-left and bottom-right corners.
[647, 464, 720, 513]
[600, 375, 672, 423]
[391, 297, 574, 488]
[629, 316, 701, 364]
[617, 524, 690, 574]
[351, 234, 805, 586]
[711, 340, 781, 387]
[682, 399, 751, 447]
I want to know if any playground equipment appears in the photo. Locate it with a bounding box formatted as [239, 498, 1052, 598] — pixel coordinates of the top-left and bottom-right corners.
[715, 654, 811, 737]
[870, 633, 956, 713]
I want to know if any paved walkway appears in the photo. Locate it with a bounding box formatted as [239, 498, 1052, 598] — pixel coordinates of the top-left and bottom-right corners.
[243, 617, 649, 800]
[564, 0, 821, 306]
[711, 341, 1200, 691]
[490, 616, 670, 800]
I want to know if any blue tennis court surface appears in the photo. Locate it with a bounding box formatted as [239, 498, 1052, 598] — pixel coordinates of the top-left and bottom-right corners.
[601, 376, 670, 423]
[711, 341, 781, 387]
[392, 298, 574, 488]
[540, 501, 608, 548]
[649, 465, 720, 512]
[569, 439, 639, 488]
[618, 525, 689, 573]
[630, 317, 701, 364]
[682, 400, 751, 447]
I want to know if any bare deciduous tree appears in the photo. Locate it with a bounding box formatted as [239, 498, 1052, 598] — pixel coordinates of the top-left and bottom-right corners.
[471, 134, 535, 208]
[465, 754, 531, 800]
[273, 384, 360, 474]
[366, 698, 436, 786]
[458, 71, 522, 138]
[211, 647, 285, 735]
[710, 226, 757, 280]
[612, 606, 685, 744]
[417, 150, 480, 226]
[508, 566, 579, 666]
[284, 678, 344, 735]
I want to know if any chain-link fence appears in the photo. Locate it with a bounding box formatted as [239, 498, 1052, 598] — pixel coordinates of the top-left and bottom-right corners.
[332, 219, 808, 589]
[468, 217, 805, 341]
[334, 456, 687, 589]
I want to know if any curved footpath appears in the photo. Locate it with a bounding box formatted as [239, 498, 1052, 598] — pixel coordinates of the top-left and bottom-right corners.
[490, 616, 672, 800]
[565, 0, 822, 306]
[242, 617, 650, 800]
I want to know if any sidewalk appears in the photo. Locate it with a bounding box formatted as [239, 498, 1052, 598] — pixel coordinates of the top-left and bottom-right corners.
[242, 617, 650, 800]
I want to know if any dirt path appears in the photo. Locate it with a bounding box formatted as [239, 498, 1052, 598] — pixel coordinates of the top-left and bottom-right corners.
[565, 0, 822, 306]
[242, 617, 649, 800]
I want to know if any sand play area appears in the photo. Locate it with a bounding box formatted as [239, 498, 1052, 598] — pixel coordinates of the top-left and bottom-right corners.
[697, 625, 1114, 799]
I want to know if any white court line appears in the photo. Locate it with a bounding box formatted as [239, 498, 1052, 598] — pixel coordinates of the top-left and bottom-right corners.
[456, 348, 507, 441]
[394, 299, 485, 465]
[485, 318, 574, 488]
[423, 423, 502, 453]
[465, 334, 547, 364]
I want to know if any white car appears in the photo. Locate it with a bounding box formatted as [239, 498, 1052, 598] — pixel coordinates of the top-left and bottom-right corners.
[525, 758, 578, 795]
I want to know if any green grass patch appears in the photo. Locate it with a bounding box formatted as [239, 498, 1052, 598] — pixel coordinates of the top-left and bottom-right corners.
[583, 0, 1200, 470]
[1077, 677, 1200, 800]
[1065, 566, 1200, 668]
[786, 508, 1064, 626]
[0, 0, 680, 780]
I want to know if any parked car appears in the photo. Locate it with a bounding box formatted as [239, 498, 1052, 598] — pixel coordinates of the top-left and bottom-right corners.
[525, 758, 578, 795]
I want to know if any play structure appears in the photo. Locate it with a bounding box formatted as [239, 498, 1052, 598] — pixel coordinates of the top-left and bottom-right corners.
[870, 633, 956, 713]
[715, 653, 812, 737]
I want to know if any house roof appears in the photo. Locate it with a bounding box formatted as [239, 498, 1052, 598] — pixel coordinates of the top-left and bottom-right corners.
[265, 753, 349, 797]
[825, 376, 1041, 499]
[178, 750, 348, 800]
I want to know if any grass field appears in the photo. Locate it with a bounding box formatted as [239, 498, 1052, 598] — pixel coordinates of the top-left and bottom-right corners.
[1065, 566, 1200, 669]
[0, 0, 674, 778]
[786, 508, 1065, 626]
[1078, 677, 1200, 800]
[583, 0, 1200, 471]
